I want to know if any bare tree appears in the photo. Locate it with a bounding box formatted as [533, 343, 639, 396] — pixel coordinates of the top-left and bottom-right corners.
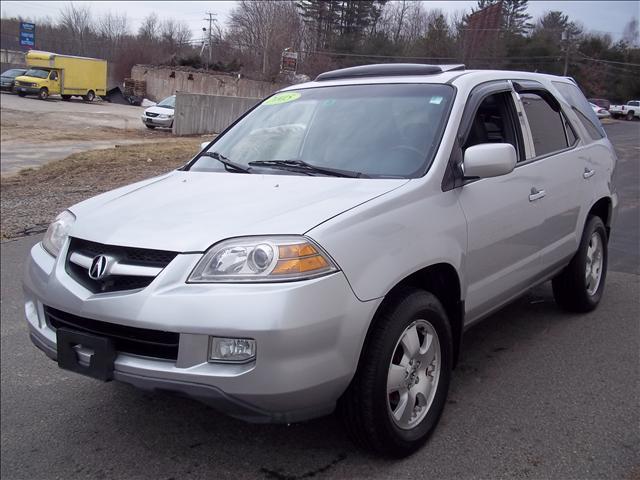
[138, 13, 160, 41]
[97, 12, 129, 58]
[59, 3, 93, 55]
[228, 0, 303, 77]
[622, 17, 639, 47]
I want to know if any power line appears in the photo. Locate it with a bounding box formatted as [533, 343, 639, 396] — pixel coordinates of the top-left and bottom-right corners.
[575, 52, 640, 68]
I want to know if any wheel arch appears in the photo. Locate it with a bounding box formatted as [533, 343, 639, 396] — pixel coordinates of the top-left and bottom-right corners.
[360, 263, 464, 370]
[588, 197, 612, 239]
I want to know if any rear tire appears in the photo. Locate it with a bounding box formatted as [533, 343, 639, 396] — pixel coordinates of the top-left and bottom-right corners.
[339, 288, 452, 458]
[83, 90, 95, 102]
[552, 215, 608, 313]
[626, 111, 635, 121]
[38, 88, 48, 100]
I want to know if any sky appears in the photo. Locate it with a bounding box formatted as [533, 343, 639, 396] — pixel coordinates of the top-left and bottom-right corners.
[1, 0, 638, 43]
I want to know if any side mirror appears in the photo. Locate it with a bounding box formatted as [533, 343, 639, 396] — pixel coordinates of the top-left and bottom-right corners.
[200, 141, 210, 151]
[463, 143, 517, 179]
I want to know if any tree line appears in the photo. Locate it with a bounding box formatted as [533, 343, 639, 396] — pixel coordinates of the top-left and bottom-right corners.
[1, 0, 638, 101]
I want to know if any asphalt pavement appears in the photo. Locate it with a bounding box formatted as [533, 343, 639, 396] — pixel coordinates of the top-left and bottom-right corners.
[1, 122, 638, 479]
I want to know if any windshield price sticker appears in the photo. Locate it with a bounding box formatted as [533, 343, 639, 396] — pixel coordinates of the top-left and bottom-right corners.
[264, 92, 301, 105]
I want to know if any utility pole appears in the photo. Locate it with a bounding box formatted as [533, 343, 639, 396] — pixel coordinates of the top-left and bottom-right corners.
[203, 12, 217, 68]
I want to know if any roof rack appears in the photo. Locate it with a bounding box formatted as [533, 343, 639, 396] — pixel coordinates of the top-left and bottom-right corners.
[315, 63, 465, 81]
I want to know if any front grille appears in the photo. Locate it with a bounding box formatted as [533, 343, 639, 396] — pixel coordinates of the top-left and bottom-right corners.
[146, 112, 159, 118]
[66, 237, 178, 294]
[45, 306, 179, 360]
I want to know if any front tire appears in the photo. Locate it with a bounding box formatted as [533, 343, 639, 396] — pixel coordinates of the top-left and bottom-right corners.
[17, 92, 26, 97]
[38, 88, 48, 100]
[339, 288, 452, 457]
[145, 124, 156, 129]
[552, 215, 608, 312]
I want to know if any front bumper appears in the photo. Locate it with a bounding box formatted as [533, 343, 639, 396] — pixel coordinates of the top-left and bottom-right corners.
[141, 115, 173, 127]
[14, 86, 40, 95]
[24, 241, 380, 423]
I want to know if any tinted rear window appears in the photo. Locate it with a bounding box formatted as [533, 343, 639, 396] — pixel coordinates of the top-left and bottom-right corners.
[521, 93, 569, 156]
[553, 81, 606, 140]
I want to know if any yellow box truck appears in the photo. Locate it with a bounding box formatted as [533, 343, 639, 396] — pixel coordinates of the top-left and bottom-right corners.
[14, 51, 107, 101]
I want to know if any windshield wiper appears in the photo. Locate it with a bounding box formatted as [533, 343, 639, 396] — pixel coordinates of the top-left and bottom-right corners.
[201, 151, 251, 173]
[248, 159, 364, 178]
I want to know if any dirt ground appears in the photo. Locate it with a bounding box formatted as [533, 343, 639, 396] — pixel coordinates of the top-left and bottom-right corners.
[0, 139, 200, 239]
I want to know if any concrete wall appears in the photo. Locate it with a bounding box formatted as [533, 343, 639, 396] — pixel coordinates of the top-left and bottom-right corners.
[0, 49, 26, 71]
[173, 92, 260, 136]
[132, 65, 287, 102]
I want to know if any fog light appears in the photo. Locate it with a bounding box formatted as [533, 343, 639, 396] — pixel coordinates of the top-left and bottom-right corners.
[208, 337, 256, 363]
[25, 300, 38, 326]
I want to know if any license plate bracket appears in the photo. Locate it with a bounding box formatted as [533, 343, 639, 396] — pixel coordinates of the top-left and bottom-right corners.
[56, 328, 116, 381]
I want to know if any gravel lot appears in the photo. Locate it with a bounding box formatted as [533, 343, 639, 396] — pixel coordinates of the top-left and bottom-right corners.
[0, 139, 200, 239]
[0, 93, 179, 175]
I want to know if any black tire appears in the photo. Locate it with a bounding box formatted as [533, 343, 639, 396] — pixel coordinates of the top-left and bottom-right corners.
[145, 124, 156, 129]
[38, 88, 48, 100]
[83, 90, 95, 102]
[552, 215, 608, 313]
[339, 288, 453, 458]
[17, 92, 26, 97]
[626, 111, 635, 121]
[61, 95, 72, 101]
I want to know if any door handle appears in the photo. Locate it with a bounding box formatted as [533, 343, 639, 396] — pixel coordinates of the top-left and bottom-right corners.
[583, 168, 595, 179]
[529, 187, 546, 202]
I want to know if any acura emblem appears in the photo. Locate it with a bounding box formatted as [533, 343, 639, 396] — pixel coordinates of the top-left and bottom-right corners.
[88, 255, 110, 280]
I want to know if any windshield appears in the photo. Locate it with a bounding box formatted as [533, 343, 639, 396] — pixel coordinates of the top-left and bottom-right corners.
[24, 69, 49, 79]
[157, 95, 175, 109]
[190, 84, 454, 178]
[2, 69, 25, 78]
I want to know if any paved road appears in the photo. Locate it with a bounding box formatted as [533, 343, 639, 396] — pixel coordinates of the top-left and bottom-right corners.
[1, 123, 638, 479]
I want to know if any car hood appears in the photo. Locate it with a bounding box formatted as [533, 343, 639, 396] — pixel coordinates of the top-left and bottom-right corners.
[15, 75, 43, 83]
[69, 170, 409, 252]
[145, 105, 174, 115]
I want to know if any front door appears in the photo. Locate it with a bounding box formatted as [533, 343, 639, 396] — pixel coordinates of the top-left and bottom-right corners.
[456, 90, 548, 322]
[48, 70, 61, 94]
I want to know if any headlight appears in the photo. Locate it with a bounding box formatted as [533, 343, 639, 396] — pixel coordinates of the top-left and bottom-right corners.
[188, 236, 338, 283]
[42, 210, 75, 257]
[159, 113, 173, 119]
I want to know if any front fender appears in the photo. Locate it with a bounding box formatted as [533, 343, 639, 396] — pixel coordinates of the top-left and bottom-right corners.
[307, 181, 467, 302]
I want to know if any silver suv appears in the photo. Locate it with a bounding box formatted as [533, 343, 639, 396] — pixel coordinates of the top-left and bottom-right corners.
[24, 64, 618, 457]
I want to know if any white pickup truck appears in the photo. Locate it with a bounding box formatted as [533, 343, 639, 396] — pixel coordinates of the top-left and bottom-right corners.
[610, 100, 640, 120]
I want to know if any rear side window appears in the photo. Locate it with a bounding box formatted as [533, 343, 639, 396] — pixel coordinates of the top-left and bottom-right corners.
[552, 81, 606, 140]
[521, 93, 569, 156]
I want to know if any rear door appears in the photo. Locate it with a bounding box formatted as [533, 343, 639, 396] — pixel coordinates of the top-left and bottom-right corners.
[454, 83, 549, 321]
[514, 85, 583, 272]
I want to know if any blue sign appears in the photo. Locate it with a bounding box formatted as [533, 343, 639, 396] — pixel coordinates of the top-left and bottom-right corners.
[19, 22, 35, 48]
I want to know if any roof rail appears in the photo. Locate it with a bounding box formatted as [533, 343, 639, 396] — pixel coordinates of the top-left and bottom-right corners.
[315, 63, 465, 81]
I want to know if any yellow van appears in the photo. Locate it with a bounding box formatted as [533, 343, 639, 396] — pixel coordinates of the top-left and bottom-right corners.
[14, 51, 107, 101]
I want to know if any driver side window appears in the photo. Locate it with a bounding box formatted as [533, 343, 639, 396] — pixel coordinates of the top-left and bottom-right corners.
[463, 92, 523, 161]
[49, 71, 58, 81]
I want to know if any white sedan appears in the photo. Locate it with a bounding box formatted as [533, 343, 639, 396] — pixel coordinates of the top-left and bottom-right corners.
[141, 95, 175, 129]
[590, 102, 610, 120]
